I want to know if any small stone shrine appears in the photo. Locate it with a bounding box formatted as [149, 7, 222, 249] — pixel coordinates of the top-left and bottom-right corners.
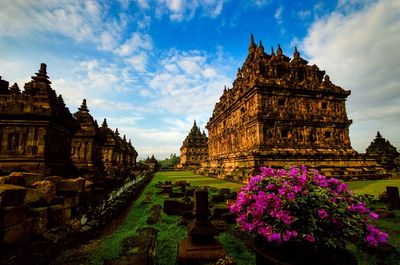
[366, 131, 399, 171]
[179, 120, 208, 170]
[177, 188, 225, 264]
[203, 35, 384, 181]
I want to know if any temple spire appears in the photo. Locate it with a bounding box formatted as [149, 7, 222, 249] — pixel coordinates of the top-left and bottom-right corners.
[115, 128, 119, 136]
[10, 83, 21, 95]
[277, 44, 283, 56]
[258, 40, 265, 54]
[102, 118, 108, 128]
[32, 63, 51, 84]
[271, 46, 275, 58]
[293, 46, 300, 59]
[78, 98, 89, 112]
[248, 34, 256, 53]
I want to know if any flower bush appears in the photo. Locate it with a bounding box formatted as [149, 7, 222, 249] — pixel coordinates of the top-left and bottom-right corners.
[230, 166, 388, 249]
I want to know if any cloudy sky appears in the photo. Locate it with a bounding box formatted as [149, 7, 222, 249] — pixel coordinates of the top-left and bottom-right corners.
[0, 0, 399, 159]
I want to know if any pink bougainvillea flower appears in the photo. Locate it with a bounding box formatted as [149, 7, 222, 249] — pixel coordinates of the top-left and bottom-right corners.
[318, 209, 329, 219]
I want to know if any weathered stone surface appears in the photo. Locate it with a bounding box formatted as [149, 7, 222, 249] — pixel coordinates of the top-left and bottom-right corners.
[147, 204, 162, 224]
[374, 208, 395, 219]
[386, 186, 400, 210]
[177, 237, 225, 265]
[57, 178, 85, 192]
[2, 218, 32, 245]
[31, 207, 48, 235]
[164, 199, 188, 215]
[47, 204, 65, 228]
[45, 175, 63, 185]
[62, 195, 79, 208]
[0, 184, 27, 207]
[0, 205, 28, 228]
[111, 227, 157, 265]
[161, 185, 173, 195]
[25, 188, 43, 205]
[212, 194, 226, 203]
[8, 172, 45, 186]
[32, 180, 56, 203]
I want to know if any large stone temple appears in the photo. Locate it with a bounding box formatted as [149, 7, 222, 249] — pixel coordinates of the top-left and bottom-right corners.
[179, 121, 208, 169]
[0, 64, 138, 177]
[202, 35, 382, 181]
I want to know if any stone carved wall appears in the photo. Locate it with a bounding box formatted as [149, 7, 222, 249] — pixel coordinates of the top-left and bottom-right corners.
[203, 35, 383, 181]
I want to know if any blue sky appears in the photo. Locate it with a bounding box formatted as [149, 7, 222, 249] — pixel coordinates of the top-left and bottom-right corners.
[0, 0, 399, 159]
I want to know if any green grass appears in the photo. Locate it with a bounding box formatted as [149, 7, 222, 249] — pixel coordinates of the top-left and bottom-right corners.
[346, 179, 400, 198]
[155, 171, 245, 191]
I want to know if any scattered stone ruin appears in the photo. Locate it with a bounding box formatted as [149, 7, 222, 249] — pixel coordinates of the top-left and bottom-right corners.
[178, 120, 208, 170]
[201, 35, 384, 181]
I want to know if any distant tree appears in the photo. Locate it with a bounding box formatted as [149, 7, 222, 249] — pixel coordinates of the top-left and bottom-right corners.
[159, 153, 180, 169]
[366, 131, 400, 171]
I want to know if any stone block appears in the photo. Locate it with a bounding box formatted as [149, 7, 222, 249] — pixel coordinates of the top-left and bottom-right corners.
[84, 179, 94, 191]
[0, 184, 27, 207]
[32, 180, 56, 203]
[212, 194, 226, 203]
[2, 218, 32, 245]
[63, 195, 79, 208]
[57, 177, 85, 192]
[31, 207, 48, 236]
[45, 175, 63, 185]
[0, 176, 8, 184]
[164, 199, 187, 215]
[147, 204, 162, 224]
[9, 172, 45, 186]
[47, 204, 65, 228]
[0, 205, 28, 228]
[64, 207, 72, 219]
[25, 188, 44, 205]
[161, 185, 173, 194]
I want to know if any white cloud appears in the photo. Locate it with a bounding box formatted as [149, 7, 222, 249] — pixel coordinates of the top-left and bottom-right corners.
[301, 0, 400, 151]
[153, 0, 226, 22]
[144, 49, 232, 120]
[125, 52, 149, 72]
[246, 0, 272, 8]
[274, 6, 283, 24]
[297, 10, 311, 20]
[115, 32, 153, 56]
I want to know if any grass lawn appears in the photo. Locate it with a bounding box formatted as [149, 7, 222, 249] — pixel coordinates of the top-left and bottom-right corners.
[346, 179, 400, 198]
[154, 170, 245, 191]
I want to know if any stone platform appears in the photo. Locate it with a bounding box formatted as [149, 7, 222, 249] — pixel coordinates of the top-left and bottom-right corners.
[177, 237, 225, 265]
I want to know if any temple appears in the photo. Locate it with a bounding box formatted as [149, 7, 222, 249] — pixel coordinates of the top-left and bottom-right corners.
[202, 35, 383, 181]
[366, 132, 399, 171]
[0, 64, 138, 177]
[0, 64, 76, 175]
[179, 121, 208, 169]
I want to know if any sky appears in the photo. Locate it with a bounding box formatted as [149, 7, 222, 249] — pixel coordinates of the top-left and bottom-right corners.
[0, 0, 399, 160]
